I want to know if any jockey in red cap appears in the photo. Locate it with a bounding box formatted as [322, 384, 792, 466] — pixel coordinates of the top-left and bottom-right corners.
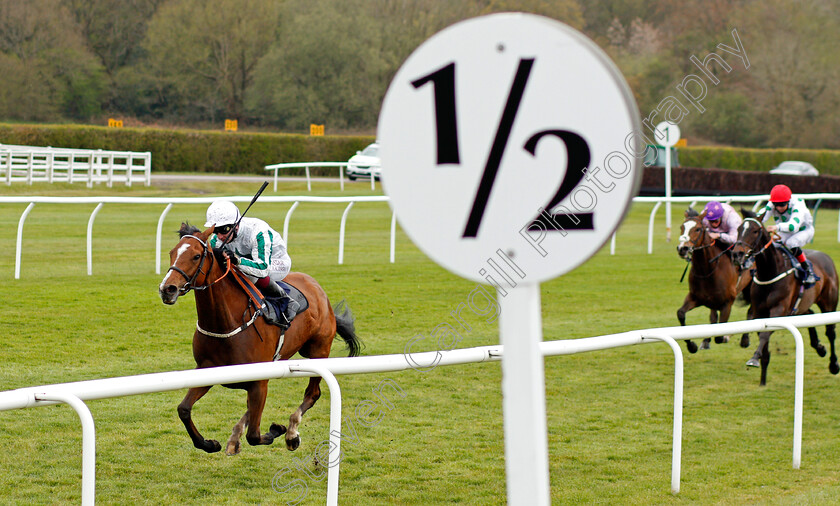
[761, 184, 818, 285]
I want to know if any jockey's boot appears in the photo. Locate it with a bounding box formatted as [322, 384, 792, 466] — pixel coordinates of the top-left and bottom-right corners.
[800, 260, 819, 287]
[261, 280, 300, 325]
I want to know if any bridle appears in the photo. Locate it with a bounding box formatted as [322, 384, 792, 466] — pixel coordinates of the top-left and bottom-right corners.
[679, 219, 716, 260]
[167, 235, 231, 295]
[734, 218, 775, 267]
[166, 234, 262, 339]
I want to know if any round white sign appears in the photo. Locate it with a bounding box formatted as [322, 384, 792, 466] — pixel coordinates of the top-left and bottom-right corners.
[378, 13, 642, 285]
[655, 121, 681, 147]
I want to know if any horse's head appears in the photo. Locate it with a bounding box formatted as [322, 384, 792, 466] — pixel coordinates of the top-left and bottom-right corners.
[732, 209, 767, 270]
[159, 222, 216, 305]
[676, 208, 706, 259]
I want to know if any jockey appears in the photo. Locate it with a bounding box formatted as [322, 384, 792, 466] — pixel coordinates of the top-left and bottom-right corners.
[702, 201, 742, 248]
[760, 184, 818, 285]
[205, 200, 300, 326]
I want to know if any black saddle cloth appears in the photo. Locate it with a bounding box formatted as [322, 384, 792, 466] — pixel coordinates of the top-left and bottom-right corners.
[263, 281, 309, 321]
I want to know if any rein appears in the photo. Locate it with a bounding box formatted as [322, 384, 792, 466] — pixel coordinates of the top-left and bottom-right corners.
[737, 218, 797, 285]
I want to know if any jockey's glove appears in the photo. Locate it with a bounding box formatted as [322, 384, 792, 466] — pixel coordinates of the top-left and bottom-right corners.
[214, 246, 238, 265]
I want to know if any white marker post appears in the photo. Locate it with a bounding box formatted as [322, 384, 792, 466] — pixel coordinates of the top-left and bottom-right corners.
[378, 13, 641, 503]
[655, 121, 681, 242]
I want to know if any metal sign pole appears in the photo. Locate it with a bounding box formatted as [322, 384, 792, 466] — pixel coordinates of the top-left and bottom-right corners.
[665, 145, 672, 242]
[499, 283, 550, 504]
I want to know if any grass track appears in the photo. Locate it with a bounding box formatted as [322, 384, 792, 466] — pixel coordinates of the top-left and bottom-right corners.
[1, 180, 840, 504]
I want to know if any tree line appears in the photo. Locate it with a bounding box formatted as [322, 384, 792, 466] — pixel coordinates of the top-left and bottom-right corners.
[0, 0, 837, 149]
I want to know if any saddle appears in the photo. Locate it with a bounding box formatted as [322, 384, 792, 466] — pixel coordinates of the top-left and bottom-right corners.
[230, 269, 309, 328]
[263, 281, 310, 325]
[772, 243, 812, 285]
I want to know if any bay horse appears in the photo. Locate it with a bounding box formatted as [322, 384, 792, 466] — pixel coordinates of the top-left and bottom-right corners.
[676, 209, 752, 353]
[732, 211, 839, 386]
[159, 223, 362, 454]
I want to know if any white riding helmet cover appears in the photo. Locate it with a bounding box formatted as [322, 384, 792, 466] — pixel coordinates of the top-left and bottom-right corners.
[204, 200, 241, 227]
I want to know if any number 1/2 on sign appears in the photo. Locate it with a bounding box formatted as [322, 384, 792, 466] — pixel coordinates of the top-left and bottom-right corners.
[412, 59, 594, 239]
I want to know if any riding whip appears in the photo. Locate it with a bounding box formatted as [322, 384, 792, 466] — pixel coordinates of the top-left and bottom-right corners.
[219, 181, 269, 248]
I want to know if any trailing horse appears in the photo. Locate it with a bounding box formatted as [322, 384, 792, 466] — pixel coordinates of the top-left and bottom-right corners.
[676, 209, 751, 353]
[732, 211, 839, 386]
[159, 223, 362, 454]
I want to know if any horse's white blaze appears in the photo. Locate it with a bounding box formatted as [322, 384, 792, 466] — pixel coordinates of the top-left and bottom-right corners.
[678, 220, 696, 247]
[159, 243, 192, 290]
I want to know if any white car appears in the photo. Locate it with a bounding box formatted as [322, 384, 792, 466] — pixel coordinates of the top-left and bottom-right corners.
[346, 142, 381, 181]
[769, 161, 819, 176]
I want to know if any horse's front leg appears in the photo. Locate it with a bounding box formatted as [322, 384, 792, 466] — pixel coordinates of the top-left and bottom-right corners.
[714, 303, 734, 344]
[178, 386, 222, 453]
[244, 380, 286, 447]
[746, 330, 773, 386]
[678, 294, 700, 354]
[740, 305, 755, 348]
[700, 309, 719, 350]
[287, 376, 322, 451]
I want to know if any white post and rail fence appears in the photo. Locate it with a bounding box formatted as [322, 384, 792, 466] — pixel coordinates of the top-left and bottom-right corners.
[264, 162, 377, 192]
[0, 311, 836, 505]
[0, 145, 151, 187]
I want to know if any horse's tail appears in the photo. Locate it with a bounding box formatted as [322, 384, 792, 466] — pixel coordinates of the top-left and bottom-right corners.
[333, 299, 363, 357]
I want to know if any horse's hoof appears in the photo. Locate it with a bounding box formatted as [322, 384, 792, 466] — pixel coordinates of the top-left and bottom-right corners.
[740, 335, 750, 348]
[286, 435, 302, 451]
[686, 341, 698, 354]
[830, 362, 840, 375]
[700, 341, 711, 350]
[225, 441, 241, 456]
[817, 344, 827, 357]
[270, 423, 287, 437]
[746, 358, 760, 368]
[204, 439, 222, 453]
[715, 335, 730, 344]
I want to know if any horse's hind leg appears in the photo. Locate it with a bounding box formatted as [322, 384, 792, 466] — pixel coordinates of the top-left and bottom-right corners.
[799, 310, 827, 358]
[286, 376, 322, 451]
[244, 380, 286, 447]
[178, 386, 221, 453]
[226, 412, 248, 456]
[827, 324, 839, 375]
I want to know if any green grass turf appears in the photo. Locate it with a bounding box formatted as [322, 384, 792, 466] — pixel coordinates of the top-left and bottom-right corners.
[1, 179, 840, 504]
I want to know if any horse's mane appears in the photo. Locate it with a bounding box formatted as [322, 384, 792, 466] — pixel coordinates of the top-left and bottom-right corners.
[178, 222, 201, 238]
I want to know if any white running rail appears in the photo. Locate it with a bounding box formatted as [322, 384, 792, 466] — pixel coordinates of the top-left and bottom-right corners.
[0, 195, 392, 278]
[1, 311, 838, 503]
[3, 193, 839, 278]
